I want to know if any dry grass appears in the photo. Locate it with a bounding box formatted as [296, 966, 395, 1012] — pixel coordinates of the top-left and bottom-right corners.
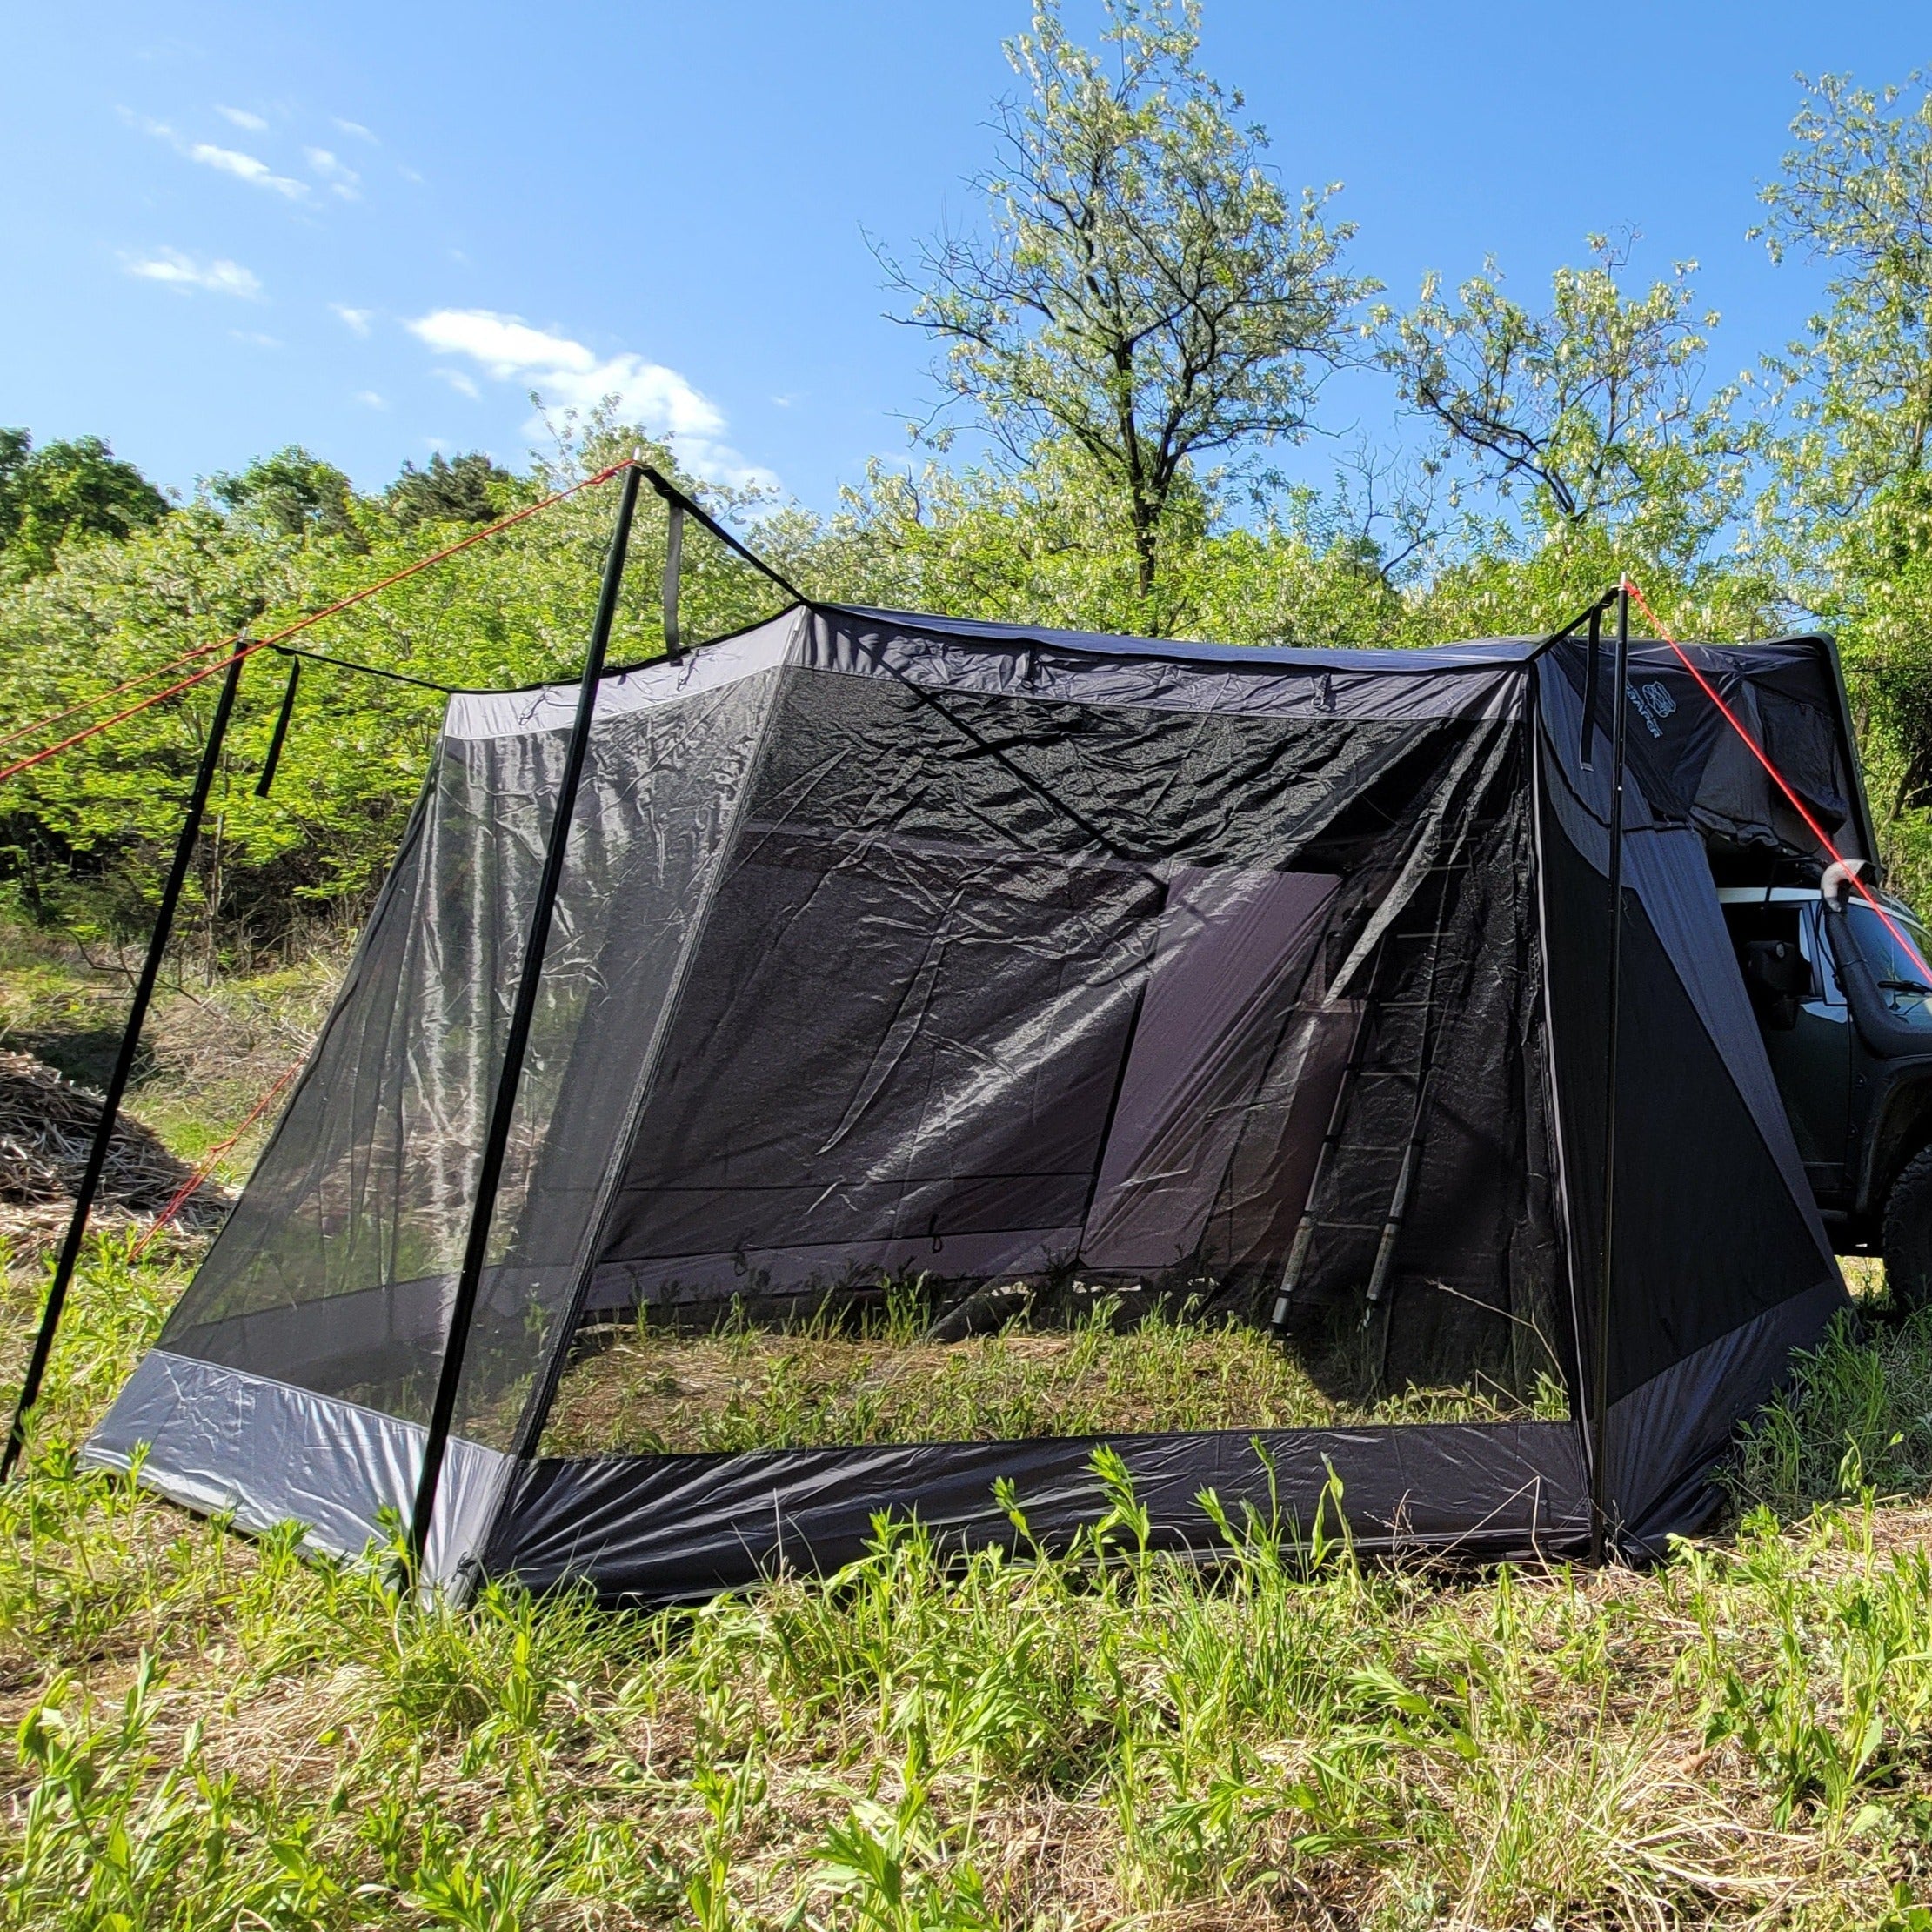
[0, 920, 342, 1186]
[541, 1300, 1565, 1457]
[0, 1050, 229, 1254]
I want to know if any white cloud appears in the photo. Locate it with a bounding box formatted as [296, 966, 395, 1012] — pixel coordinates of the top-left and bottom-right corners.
[331, 303, 373, 337]
[404, 307, 775, 486]
[217, 105, 267, 131]
[304, 146, 361, 200]
[124, 249, 263, 298]
[127, 117, 307, 198]
[435, 368, 481, 399]
[356, 391, 387, 409]
[187, 141, 308, 198]
[332, 117, 378, 144]
[231, 329, 280, 347]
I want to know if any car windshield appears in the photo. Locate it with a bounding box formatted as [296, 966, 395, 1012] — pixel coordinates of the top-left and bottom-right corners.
[1850, 903, 1932, 1001]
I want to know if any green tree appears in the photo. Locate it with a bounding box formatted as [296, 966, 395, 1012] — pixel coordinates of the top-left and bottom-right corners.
[387, 451, 514, 530]
[208, 447, 364, 548]
[1755, 72, 1932, 888]
[885, 0, 1371, 614]
[0, 431, 170, 575]
[1377, 233, 1748, 572]
[0, 423, 792, 952]
[1757, 71, 1932, 525]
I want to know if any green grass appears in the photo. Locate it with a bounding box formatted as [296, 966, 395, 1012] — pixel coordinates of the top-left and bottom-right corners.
[539, 1297, 1568, 1457]
[1732, 1304, 1932, 1514]
[3, 1238, 1932, 1926]
[3, 931, 1931, 1926]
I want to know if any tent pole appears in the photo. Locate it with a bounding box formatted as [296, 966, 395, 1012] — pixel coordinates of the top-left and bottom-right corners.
[1588, 579, 1630, 1563]
[2, 649, 249, 1481]
[404, 460, 643, 1579]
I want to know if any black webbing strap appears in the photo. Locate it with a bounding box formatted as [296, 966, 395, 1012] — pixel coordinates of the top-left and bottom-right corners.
[256, 658, 301, 798]
[662, 503, 685, 662]
[1580, 605, 1602, 772]
[639, 465, 808, 606]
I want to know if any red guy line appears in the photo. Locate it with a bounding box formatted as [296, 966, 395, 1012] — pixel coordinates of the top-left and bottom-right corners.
[0, 460, 631, 786]
[130, 1058, 304, 1259]
[0, 637, 233, 754]
[1621, 574, 1932, 985]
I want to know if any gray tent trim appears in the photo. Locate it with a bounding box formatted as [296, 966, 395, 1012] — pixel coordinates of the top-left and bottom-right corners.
[83, 603, 1856, 1596]
[88, 1348, 508, 1588]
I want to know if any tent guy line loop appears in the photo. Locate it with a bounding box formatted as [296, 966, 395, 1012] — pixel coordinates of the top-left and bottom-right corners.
[265, 642, 468, 695]
[0, 458, 635, 788]
[1619, 573, 1932, 986]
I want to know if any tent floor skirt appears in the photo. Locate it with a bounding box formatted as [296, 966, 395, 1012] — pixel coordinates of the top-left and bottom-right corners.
[83, 1349, 511, 1589]
[485, 1421, 1593, 1603]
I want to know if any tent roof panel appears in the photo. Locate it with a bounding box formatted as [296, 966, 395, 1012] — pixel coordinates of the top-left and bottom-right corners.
[832, 603, 1548, 672]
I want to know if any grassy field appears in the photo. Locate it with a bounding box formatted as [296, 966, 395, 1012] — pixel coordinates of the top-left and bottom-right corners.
[3, 938, 1932, 1925]
[1, 1244, 1930, 1928]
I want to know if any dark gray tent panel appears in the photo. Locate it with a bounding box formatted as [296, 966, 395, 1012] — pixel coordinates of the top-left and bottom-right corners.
[85, 603, 1854, 1593]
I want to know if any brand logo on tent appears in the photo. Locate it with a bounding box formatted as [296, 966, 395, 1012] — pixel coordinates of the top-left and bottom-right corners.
[1625, 679, 1675, 739]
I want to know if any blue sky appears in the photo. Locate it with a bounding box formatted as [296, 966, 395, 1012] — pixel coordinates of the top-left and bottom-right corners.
[3, 2, 1928, 513]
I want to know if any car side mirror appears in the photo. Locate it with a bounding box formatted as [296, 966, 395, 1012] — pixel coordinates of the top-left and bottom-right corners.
[1742, 937, 1810, 1029]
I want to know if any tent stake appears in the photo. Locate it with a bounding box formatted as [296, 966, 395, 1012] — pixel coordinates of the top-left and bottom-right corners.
[404, 461, 644, 1579]
[2, 648, 249, 1481]
[1588, 580, 1631, 1563]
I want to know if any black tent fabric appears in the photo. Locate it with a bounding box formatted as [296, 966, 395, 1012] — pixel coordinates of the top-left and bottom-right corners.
[85, 605, 1854, 1594]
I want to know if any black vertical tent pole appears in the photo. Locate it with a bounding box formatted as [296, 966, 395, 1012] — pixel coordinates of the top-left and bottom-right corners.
[405, 460, 642, 1576]
[2, 648, 250, 1481]
[1579, 605, 1602, 771]
[1588, 579, 1631, 1563]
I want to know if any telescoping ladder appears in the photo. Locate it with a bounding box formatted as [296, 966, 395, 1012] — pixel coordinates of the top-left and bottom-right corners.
[1268, 857, 1462, 1390]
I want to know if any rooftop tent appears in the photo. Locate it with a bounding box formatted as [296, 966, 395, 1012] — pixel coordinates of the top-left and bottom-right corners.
[84, 601, 1856, 1596]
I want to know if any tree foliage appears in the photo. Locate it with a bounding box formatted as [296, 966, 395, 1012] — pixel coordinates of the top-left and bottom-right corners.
[0, 425, 787, 952]
[1753, 73, 1932, 888]
[0, 432, 170, 578]
[387, 451, 515, 531]
[886, 0, 1371, 613]
[17, 35, 1932, 940]
[208, 448, 364, 548]
[1377, 234, 1748, 571]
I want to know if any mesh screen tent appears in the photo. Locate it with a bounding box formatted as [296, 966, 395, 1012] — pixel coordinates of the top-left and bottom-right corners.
[86, 602, 1857, 1596]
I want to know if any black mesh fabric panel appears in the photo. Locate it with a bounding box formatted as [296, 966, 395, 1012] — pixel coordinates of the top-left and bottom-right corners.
[587, 662, 1567, 1403]
[1548, 635, 1868, 866]
[1537, 791, 1840, 1406]
[157, 672, 779, 1441]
